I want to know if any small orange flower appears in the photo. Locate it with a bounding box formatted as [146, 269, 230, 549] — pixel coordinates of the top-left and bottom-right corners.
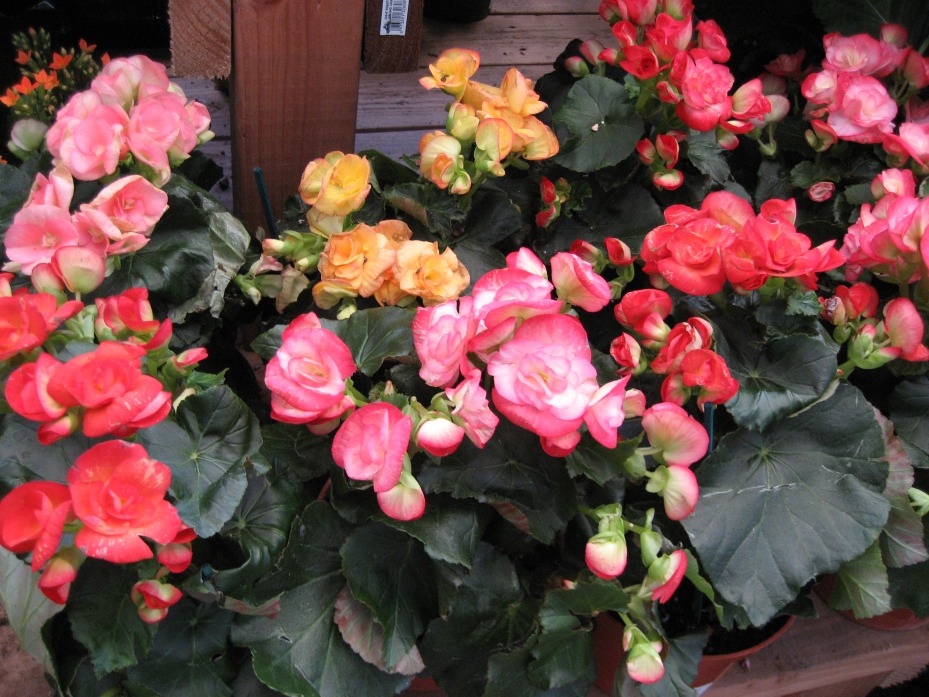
[0, 88, 19, 107]
[79, 39, 96, 53]
[50, 52, 73, 70]
[101, 53, 111, 65]
[15, 50, 32, 65]
[33, 70, 59, 90]
[12, 76, 36, 95]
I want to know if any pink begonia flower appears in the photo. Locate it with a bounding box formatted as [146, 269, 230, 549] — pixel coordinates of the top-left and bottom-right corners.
[51, 245, 106, 294]
[640, 402, 709, 467]
[614, 288, 673, 346]
[620, 45, 661, 80]
[550, 252, 612, 312]
[488, 313, 598, 445]
[671, 53, 733, 132]
[645, 12, 693, 62]
[0, 292, 81, 362]
[649, 465, 700, 520]
[470, 267, 561, 335]
[91, 54, 172, 107]
[445, 370, 499, 448]
[884, 121, 929, 166]
[24, 163, 73, 209]
[127, 91, 202, 168]
[47, 100, 130, 180]
[646, 549, 688, 603]
[264, 312, 356, 427]
[132, 579, 183, 624]
[585, 532, 627, 580]
[37, 548, 82, 604]
[609, 333, 643, 376]
[4, 205, 84, 275]
[376, 471, 426, 521]
[807, 181, 836, 202]
[0, 481, 73, 571]
[584, 378, 630, 449]
[673, 348, 740, 409]
[883, 298, 929, 362]
[413, 297, 476, 388]
[72, 207, 146, 257]
[827, 73, 898, 144]
[623, 389, 647, 418]
[505, 247, 548, 277]
[86, 175, 169, 236]
[68, 440, 182, 564]
[696, 19, 730, 63]
[650, 318, 713, 375]
[873, 168, 917, 198]
[332, 402, 413, 493]
[640, 215, 734, 296]
[415, 416, 465, 457]
[541, 431, 582, 457]
[823, 32, 902, 77]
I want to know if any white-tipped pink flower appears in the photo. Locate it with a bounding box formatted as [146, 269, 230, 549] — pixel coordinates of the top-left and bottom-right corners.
[883, 298, 929, 362]
[640, 402, 709, 467]
[623, 626, 666, 684]
[505, 247, 548, 277]
[332, 402, 413, 493]
[583, 378, 629, 449]
[445, 370, 499, 448]
[645, 549, 688, 603]
[647, 465, 700, 521]
[377, 471, 426, 521]
[550, 252, 612, 312]
[415, 415, 465, 457]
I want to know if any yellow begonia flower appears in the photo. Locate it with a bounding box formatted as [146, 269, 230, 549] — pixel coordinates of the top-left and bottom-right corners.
[419, 48, 481, 100]
[396, 240, 470, 305]
[474, 118, 514, 177]
[318, 223, 397, 298]
[298, 152, 371, 217]
[312, 278, 358, 311]
[447, 102, 479, 142]
[499, 68, 545, 117]
[419, 131, 471, 193]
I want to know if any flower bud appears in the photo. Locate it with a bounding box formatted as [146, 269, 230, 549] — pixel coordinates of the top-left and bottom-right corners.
[8, 118, 48, 159]
[37, 547, 83, 605]
[51, 247, 106, 294]
[376, 470, 426, 521]
[585, 531, 627, 579]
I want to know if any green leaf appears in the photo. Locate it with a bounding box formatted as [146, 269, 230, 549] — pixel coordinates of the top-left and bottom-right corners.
[485, 642, 591, 697]
[718, 333, 838, 431]
[67, 560, 157, 675]
[0, 415, 90, 492]
[127, 599, 236, 697]
[418, 419, 577, 543]
[683, 384, 889, 624]
[685, 130, 731, 184]
[384, 494, 490, 568]
[0, 547, 61, 673]
[321, 306, 415, 377]
[212, 467, 304, 598]
[138, 386, 261, 538]
[567, 433, 642, 486]
[341, 523, 437, 670]
[461, 186, 526, 247]
[880, 494, 929, 568]
[813, 0, 929, 46]
[754, 160, 792, 206]
[383, 182, 466, 235]
[232, 502, 407, 697]
[889, 378, 929, 467]
[251, 325, 285, 362]
[95, 175, 247, 325]
[832, 542, 893, 618]
[888, 550, 929, 617]
[421, 544, 537, 693]
[621, 633, 706, 697]
[554, 75, 644, 172]
[0, 163, 32, 234]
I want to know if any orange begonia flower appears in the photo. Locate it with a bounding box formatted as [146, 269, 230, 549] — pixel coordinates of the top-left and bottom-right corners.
[420, 48, 481, 100]
[395, 240, 470, 305]
[318, 223, 397, 298]
[499, 68, 546, 117]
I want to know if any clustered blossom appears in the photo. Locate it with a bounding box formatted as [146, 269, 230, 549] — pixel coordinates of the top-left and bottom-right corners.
[45, 54, 213, 185]
[419, 48, 559, 193]
[640, 190, 845, 296]
[3, 163, 168, 292]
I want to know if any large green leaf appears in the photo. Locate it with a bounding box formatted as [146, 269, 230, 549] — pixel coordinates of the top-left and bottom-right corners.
[94, 176, 243, 323]
[138, 386, 261, 538]
[340, 523, 437, 670]
[685, 130, 731, 185]
[485, 642, 591, 697]
[0, 162, 32, 234]
[683, 384, 889, 624]
[421, 544, 537, 694]
[383, 182, 466, 235]
[0, 547, 61, 672]
[554, 75, 644, 172]
[321, 306, 415, 377]
[67, 560, 157, 675]
[832, 542, 893, 618]
[418, 420, 577, 543]
[567, 434, 642, 486]
[718, 333, 838, 431]
[880, 494, 929, 568]
[0, 415, 91, 492]
[384, 494, 490, 568]
[127, 599, 236, 697]
[232, 502, 407, 697]
[813, 0, 929, 46]
[255, 422, 334, 483]
[889, 378, 929, 467]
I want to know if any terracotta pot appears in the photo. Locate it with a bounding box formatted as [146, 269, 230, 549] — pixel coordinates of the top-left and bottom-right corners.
[402, 675, 444, 695]
[593, 612, 796, 692]
[815, 574, 929, 631]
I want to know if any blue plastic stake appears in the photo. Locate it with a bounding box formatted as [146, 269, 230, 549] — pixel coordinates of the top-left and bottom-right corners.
[253, 167, 279, 239]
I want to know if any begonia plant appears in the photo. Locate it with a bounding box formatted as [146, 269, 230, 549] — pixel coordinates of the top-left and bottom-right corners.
[0, 1, 927, 697]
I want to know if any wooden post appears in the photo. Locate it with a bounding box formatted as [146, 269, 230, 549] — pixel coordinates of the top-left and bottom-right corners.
[363, 0, 424, 73]
[231, 0, 365, 232]
[169, 0, 232, 78]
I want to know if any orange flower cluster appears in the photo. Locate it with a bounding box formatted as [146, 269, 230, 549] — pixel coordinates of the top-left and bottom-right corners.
[418, 48, 559, 193]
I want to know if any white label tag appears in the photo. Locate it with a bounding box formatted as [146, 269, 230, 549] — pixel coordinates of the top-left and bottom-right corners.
[379, 0, 410, 36]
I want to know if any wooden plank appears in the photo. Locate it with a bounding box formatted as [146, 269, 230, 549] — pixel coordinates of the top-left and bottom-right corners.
[168, 0, 232, 78]
[172, 78, 231, 138]
[355, 130, 425, 160]
[357, 63, 551, 131]
[231, 0, 365, 230]
[493, 0, 601, 14]
[364, 0, 424, 72]
[420, 14, 613, 66]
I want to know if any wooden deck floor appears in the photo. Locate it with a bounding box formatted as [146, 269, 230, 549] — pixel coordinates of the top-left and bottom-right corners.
[179, 0, 613, 211]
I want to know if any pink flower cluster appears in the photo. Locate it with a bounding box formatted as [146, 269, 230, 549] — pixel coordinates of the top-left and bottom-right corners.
[640, 190, 845, 296]
[841, 168, 929, 286]
[0, 440, 190, 607]
[796, 25, 929, 152]
[3, 164, 168, 292]
[46, 55, 213, 184]
[594, 0, 771, 147]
